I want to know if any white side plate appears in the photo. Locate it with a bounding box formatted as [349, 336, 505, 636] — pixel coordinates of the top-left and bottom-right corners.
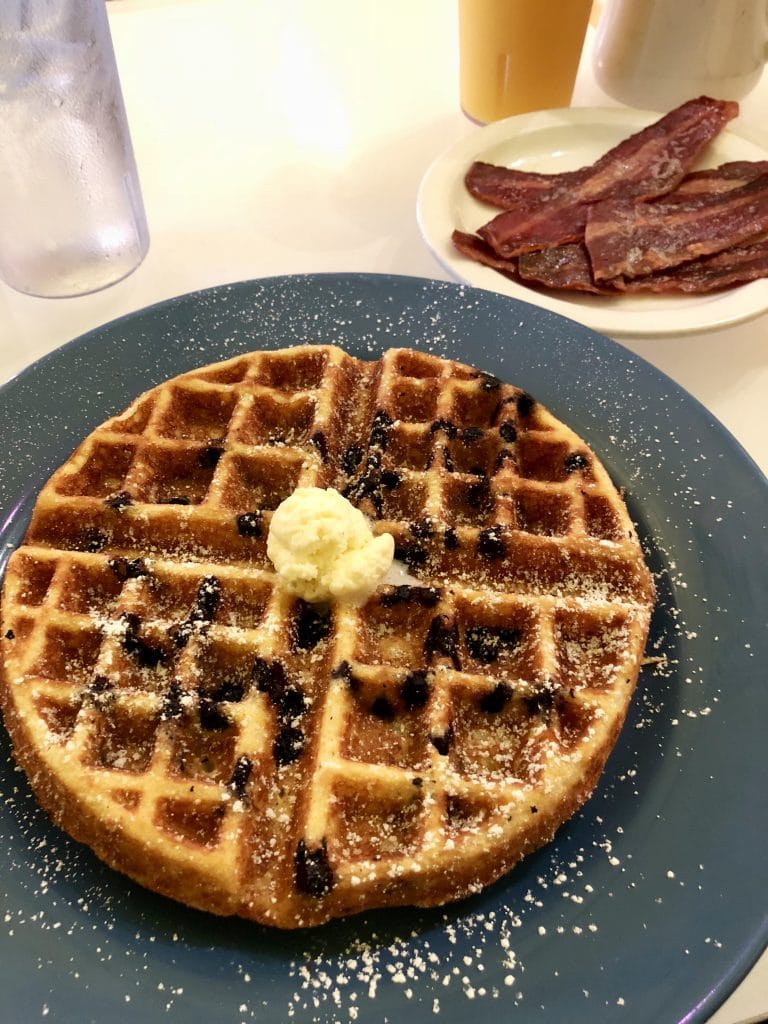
[416, 107, 768, 338]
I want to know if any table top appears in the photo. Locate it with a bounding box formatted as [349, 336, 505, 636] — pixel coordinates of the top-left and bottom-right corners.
[0, 2, 765, 1022]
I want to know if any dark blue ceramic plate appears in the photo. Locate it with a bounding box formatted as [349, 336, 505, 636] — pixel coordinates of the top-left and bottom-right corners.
[0, 274, 765, 1024]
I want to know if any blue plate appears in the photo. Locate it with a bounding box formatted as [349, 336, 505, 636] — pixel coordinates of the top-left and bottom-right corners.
[1, 274, 765, 1024]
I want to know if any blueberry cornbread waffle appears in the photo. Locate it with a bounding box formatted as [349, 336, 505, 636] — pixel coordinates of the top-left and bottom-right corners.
[0, 345, 654, 927]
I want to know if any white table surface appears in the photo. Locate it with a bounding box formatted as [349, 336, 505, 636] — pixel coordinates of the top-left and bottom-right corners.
[0, 2, 765, 1021]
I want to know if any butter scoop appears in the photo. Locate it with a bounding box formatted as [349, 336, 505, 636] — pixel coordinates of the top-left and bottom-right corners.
[267, 487, 395, 603]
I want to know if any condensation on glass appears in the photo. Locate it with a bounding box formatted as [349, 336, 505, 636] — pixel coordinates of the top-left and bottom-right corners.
[0, 0, 149, 298]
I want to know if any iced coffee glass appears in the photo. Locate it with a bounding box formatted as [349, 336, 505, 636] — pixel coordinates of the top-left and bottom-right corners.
[0, 0, 149, 298]
[459, 0, 593, 124]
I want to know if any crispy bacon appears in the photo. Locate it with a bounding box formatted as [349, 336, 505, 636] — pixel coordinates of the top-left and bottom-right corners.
[514, 161, 768, 293]
[464, 162, 586, 210]
[451, 230, 519, 278]
[454, 108, 768, 299]
[467, 98, 738, 212]
[478, 201, 590, 256]
[474, 97, 738, 257]
[586, 172, 768, 281]
[517, 236, 768, 295]
[615, 236, 768, 293]
[664, 160, 768, 199]
[517, 244, 607, 294]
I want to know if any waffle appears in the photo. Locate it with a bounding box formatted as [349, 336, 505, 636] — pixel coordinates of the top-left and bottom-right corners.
[0, 344, 654, 927]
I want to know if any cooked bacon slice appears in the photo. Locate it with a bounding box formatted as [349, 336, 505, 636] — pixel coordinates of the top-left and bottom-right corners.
[478, 201, 590, 256]
[666, 160, 768, 199]
[517, 236, 768, 295]
[616, 236, 768, 293]
[467, 98, 737, 211]
[451, 229, 519, 278]
[517, 244, 608, 294]
[586, 172, 768, 280]
[465, 162, 586, 210]
[475, 97, 738, 256]
[455, 145, 768, 295]
[453, 228, 605, 293]
[514, 162, 768, 293]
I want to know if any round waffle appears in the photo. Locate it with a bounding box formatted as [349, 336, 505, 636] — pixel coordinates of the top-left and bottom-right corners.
[0, 345, 654, 927]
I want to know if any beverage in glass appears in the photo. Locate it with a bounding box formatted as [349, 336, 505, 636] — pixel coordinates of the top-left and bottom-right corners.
[0, 0, 149, 298]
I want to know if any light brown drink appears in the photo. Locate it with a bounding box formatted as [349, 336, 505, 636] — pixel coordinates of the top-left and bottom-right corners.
[459, 0, 592, 123]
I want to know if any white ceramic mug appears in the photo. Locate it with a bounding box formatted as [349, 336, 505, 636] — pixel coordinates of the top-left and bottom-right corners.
[593, 0, 768, 109]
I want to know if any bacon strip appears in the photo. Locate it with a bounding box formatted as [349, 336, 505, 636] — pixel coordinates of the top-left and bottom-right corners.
[478, 201, 590, 256]
[451, 230, 519, 278]
[664, 160, 768, 199]
[456, 153, 768, 295]
[464, 162, 586, 210]
[515, 162, 768, 293]
[518, 236, 768, 295]
[467, 98, 738, 212]
[615, 236, 768, 293]
[517, 244, 607, 294]
[586, 172, 768, 281]
[475, 97, 738, 257]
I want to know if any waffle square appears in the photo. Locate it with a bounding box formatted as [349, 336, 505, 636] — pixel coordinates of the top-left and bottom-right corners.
[0, 345, 653, 927]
